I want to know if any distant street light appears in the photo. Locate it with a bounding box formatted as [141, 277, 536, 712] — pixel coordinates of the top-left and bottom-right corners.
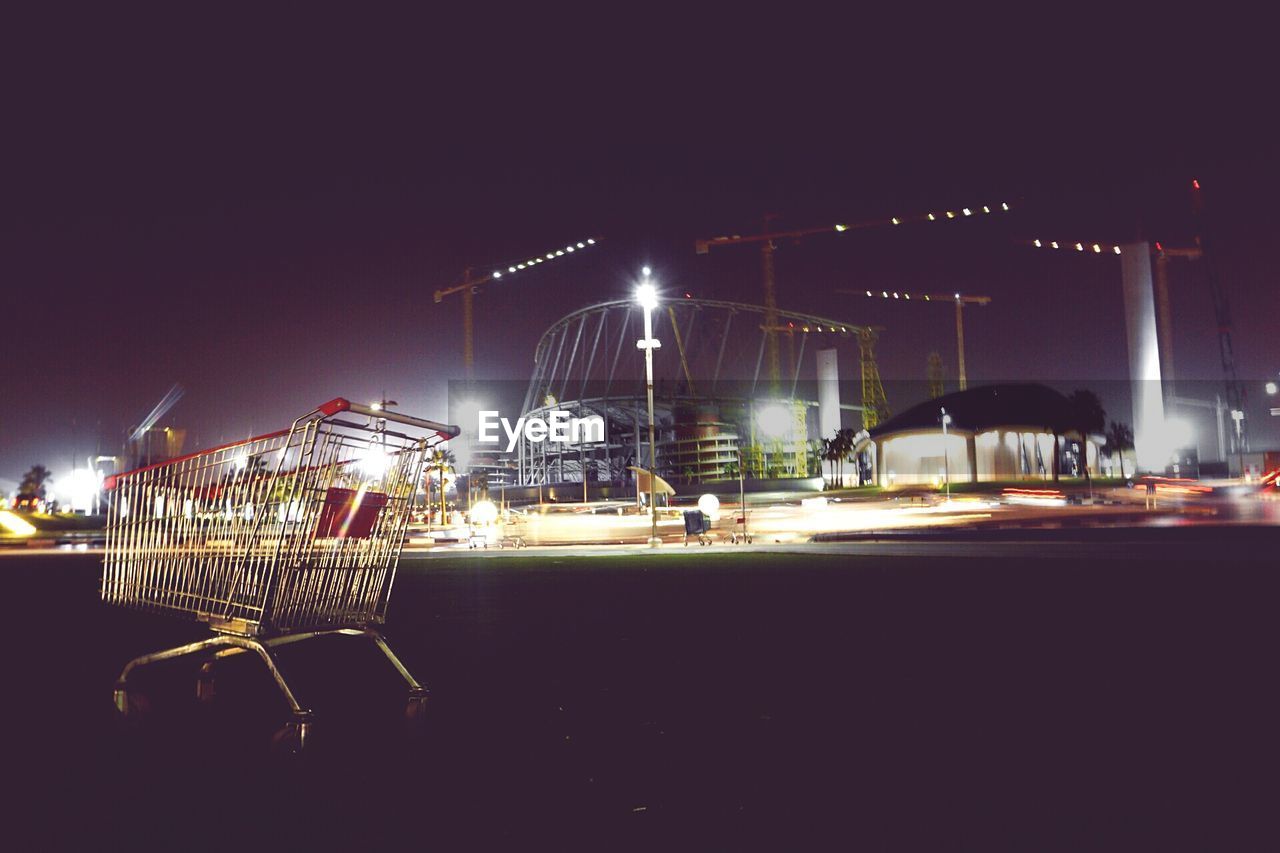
[1267, 381, 1277, 396]
[940, 407, 953, 500]
[636, 271, 662, 547]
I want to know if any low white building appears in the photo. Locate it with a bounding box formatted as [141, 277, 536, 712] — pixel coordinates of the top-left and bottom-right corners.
[860, 384, 1102, 487]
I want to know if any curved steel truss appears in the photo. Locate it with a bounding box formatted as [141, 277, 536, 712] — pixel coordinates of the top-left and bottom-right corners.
[512, 299, 883, 488]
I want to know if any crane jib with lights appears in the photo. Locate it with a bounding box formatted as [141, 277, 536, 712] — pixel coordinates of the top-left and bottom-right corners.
[434, 237, 600, 378]
[696, 203, 1013, 385]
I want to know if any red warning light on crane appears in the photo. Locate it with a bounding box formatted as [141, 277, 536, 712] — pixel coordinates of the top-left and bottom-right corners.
[1192, 179, 1201, 190]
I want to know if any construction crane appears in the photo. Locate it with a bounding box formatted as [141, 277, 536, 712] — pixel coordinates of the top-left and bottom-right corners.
[695, 202, 1013, 386]
[1188, 179, 1248, 458]
[835, 289, 992, 391]
[434, 237, 600, 379]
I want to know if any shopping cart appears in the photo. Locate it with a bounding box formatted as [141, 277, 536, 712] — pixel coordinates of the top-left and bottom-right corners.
[102, 397, 459, 750]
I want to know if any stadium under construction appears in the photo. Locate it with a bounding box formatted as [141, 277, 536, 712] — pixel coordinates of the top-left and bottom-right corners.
[471, 297, 889, 501]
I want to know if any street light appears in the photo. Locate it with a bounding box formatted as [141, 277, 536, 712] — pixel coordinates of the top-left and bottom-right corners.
[939, 407, 952, 500]
[636, 271, 662, 547]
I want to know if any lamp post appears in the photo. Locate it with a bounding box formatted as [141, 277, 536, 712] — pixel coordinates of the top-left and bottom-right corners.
[735, 447, 749, 544]
[636, 270, 662, 547]
[940, 407, 952, 500]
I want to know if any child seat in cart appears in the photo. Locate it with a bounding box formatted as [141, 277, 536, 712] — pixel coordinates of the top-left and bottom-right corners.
[101, 397, 459, 751]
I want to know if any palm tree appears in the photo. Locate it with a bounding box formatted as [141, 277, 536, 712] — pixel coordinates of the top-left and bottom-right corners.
[1067, 389, 1107, 483]
[1104, 421, 1134, 478]
[820, 436, 836, 486]
[18, 465, 53, 499]
[426, 448, 456, 525]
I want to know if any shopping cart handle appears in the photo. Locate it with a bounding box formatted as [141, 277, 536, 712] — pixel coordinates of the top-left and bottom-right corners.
[318, 398, 461, 438]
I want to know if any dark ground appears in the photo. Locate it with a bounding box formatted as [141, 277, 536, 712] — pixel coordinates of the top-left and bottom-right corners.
[7, 536, 1280, 850]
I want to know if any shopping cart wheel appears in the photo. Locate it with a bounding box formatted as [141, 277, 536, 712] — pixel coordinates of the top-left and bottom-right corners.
[405, 687, 430, 737]
[113, 683, 150, 720]
[195, 661, 217, 704]
[271, 713, 313, 755]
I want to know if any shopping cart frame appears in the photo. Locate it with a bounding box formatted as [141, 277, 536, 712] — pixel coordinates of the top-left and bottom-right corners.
[102, 398, 458, 749]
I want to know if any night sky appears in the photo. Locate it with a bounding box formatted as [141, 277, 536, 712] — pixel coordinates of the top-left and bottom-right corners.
[4, 12, 1277, 488]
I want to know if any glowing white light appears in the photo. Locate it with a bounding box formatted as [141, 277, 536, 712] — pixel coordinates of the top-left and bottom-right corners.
[517, 263, 526, 269]
[470, 499, 499, 525]
[982, 205, 991, 213]
[866, 290, 872, 297]
[927, 213, 936, 221]
[1113, 246, 1121, 255]
[360, 442, 388, 477]
[1033, 239, 1042, 247]
[756, 403, 792, 439]
[946, 211, 955, 219]
[882, 291, 888, 298]
[636, 282, 659, 310]
[835, 224, 848, 232]
[1051, 241, 1059, 249]
[234, 454, 248, 471]
[565, 246, 574, 252]
[577, 242, 585, 248]
[963, 208, 971, 216]
[904, 293, 910, 299]
[1092, 243, 1101, 253]
[1001, 202, 1009, 210]
[586, 238, 595, 245]
[492, 271, 502, 278]
[954, 293, 960, 300]
[891, 217, 900, 225]
[546, 253, 554, 259]
[508, 266, 516, 273]
[555, 250, 564, 256]
[63, 469, 99, 513]
[641, 266, 651, 277]
[893, 292, 899, 299]
[697, 493, 720, 517]
[1075, 243, 1084, 251]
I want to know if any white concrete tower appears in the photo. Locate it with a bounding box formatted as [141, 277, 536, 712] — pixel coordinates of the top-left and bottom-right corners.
[1119, 242, 1166, 472]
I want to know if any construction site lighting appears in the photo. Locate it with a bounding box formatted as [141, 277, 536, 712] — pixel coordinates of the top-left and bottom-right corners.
[636, 282, 658, 310]
[756, 403, 792, 439]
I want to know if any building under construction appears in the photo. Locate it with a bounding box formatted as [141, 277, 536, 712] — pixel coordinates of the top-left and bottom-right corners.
[500, 297, 887, 495]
